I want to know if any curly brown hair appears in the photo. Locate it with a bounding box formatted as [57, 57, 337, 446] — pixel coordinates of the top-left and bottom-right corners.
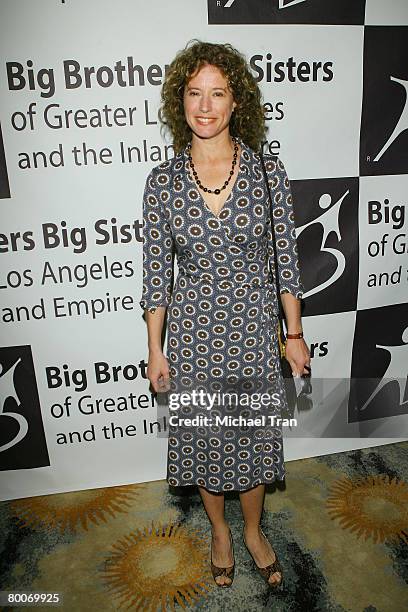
[159, 40, 267, 154]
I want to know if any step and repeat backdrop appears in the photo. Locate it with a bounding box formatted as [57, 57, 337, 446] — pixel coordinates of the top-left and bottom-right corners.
[1, 0, 407, 500]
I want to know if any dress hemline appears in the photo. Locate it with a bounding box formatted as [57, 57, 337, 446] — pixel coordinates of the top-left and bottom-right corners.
[166, 476, 285, 493]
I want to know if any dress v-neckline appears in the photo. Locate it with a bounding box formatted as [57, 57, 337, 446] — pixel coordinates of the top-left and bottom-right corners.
[185, 144, 243, 221]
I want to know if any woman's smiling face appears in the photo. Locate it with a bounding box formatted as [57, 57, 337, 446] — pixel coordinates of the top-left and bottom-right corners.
[183, 63, 237, 141]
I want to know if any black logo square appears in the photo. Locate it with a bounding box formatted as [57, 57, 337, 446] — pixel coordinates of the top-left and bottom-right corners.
[208, 0, 366, 25]
[0, 121, 10, 200]
[360, 27, 408, 176]
[294, 177, 359, 316]
[348, 303, 408, 423]
[0, 346, 50, 471]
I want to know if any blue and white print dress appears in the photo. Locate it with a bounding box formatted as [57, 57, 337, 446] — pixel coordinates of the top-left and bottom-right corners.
[139, 140, 304, 492]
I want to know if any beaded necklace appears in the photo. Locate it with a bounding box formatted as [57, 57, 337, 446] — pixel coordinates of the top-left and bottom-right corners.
[187, 137, 239, 195]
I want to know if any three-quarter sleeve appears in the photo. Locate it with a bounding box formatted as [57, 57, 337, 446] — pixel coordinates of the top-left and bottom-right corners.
[139, 168, 174, 314]
[265, 156, 305, 300]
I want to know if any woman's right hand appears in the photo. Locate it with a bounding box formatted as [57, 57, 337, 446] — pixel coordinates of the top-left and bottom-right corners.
[147, 349, 171, 393]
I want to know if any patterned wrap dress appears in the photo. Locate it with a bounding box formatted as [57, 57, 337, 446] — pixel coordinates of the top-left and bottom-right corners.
[139, 139, 305, 492]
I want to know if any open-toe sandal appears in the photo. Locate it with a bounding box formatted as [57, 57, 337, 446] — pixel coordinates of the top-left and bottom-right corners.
[210, 528, 235, 588]
[243, 527, 283, 589]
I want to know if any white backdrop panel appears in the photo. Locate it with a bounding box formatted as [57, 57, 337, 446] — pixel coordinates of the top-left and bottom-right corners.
[365, 0, 408, 25]
[357, 174, 408, 310]
[0, 0, 406, 501]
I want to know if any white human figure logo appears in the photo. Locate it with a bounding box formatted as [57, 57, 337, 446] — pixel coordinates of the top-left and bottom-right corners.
[224, 0, 308, 8]
[279, 0, 307, 7]
[374, 77, 408, 161]
[0, 358, 28, 452]
[295, 189, 349, 298]
[360, 326, 408, 412]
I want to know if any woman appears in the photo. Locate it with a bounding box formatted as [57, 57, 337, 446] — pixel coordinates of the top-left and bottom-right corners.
[139, 40, 310, 589]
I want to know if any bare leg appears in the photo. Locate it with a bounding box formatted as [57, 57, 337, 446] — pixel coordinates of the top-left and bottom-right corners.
[239, 484, 282, 585]
[198, 486, 234, 586]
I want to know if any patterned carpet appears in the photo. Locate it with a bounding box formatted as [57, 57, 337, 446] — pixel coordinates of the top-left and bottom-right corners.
[1, 442, 407, 612]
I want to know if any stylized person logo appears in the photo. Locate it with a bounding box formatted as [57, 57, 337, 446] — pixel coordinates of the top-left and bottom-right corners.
[0, 358, 28, 452]
[360, 326, 408, 413]
[295, 189, 349, 298]
[224, 0, 308, 8]
[279, 0, 307, 8]
[374, 77, 408, 162]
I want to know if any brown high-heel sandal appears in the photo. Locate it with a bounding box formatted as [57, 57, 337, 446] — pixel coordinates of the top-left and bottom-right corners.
[243, 527, 283, 589]
[210, 528, 235, 588]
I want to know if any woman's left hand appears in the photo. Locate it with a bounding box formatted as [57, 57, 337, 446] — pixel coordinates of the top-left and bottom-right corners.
[284, 338, 311, 377]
